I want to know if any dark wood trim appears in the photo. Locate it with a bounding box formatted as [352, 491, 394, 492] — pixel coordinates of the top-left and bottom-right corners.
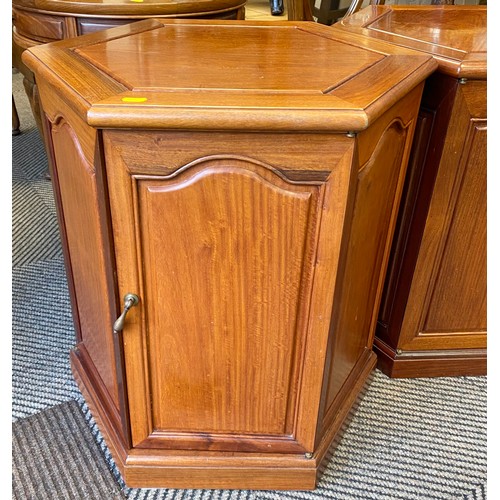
[70, 345, 128, 466]
[138, 432, 306, 454]
[315, 350, 377, 472]
[373, 338, 487, 378]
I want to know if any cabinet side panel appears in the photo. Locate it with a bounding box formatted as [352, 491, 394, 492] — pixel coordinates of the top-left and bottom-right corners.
[321, 85, 422, 415]
[399, 81, 487, 350]
[420, 124, 486, 332]
[376, 74, 458, 349]
[47, 109, 119, 408]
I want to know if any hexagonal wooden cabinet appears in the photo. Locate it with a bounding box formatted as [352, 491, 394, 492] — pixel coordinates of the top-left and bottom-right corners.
[23, 20, 436, 489]
[333, 5, 487, 378]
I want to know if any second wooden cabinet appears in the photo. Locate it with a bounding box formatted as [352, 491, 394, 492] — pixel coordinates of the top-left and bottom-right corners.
[334, 5, 487, 377]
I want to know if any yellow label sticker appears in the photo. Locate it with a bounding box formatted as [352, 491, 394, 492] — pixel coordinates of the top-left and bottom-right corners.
[121, 97, 148, 103]
[130, 0, 144, 2]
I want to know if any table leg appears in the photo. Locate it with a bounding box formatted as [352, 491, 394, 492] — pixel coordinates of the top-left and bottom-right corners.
[12, 95, 20, 136]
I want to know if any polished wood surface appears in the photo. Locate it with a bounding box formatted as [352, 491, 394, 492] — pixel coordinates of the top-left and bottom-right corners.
[77, 24, 382, 92]
[12, 0, 246, 134]
[397, 80, 486, 348]
[23, 20, 435, 488]
[13, 0, 246, 18]
[336, 5, 486, 78]
[319, 84, 422, 432]
[41, 89, 122, 409]
[105, 133, 347, 453]
[336, 5, 487, 377]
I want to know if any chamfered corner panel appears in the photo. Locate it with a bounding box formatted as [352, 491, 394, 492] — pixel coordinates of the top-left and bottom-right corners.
[48, 115, 120, 410]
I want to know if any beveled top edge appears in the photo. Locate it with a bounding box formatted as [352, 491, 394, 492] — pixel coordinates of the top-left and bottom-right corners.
[335, 5, 486, 79]
[13, 0, 245, 16]
[22, 19, 437, 132]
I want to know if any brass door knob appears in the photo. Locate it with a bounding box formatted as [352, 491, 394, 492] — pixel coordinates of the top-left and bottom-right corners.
[113, 293, 139, 334]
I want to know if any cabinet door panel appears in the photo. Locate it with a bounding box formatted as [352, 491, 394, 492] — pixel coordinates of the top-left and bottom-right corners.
[104, 138, 350, 452]
[140, 163, 315, 436]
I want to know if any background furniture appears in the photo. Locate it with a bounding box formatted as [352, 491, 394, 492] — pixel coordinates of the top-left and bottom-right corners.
[300, 0, 464, 26]
[12, 0, 246, 133]
[23, 19, 435, 489]
[270, 0, 285, 14]
[12, 95, 20, 136]
[333, 5, 486, 377]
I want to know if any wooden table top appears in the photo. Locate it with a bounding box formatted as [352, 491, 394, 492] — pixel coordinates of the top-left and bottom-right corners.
[13, 0, 244, 16]
[22, 19, 437, 131]
[334, 5, 486, 79]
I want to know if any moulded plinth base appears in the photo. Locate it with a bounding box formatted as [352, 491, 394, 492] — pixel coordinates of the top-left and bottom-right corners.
[374, 339, 487, 378]
[70, 345, 377, 490]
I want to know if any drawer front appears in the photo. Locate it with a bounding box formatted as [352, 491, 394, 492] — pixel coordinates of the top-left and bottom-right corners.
[13, 9, 65, 42]
[76, 18, 136, 36]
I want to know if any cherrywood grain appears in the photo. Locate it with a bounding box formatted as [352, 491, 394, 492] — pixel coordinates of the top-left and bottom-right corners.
[22, 20, 437, 133]
[376, 73, 459, 350]
[64, 16, 79, 38]
[373, 339, 487, 378]
[315, 350, 376, 465]
[320, 84, 422, 415]
[76, 23, 383, 92]
[71, 21, 435, 131]
[49, 118, 120, 407]
[101, 130, 354, 175]
[25, 20, 435, 488]
[41, 112, 83, 345]
[13, 9, 65, 42]
[335, 5, 486, 79]
[398, 81, 486, 351]
[103, 134, 354, 453]
[13, 0, 246, 16]
[13, 1, 246, 136]
[133, 160, 319, 438]
[71, 341, 374, 489]
[337, 5, 487, 377]
[39, 85, 121, 409]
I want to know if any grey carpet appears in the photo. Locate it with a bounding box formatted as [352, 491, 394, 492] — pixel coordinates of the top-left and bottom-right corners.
[12, 71, 488, 499]
[12, 400, 123, 499]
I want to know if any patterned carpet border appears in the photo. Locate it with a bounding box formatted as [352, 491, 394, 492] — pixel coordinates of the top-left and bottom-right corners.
[12, 400, 123, 499]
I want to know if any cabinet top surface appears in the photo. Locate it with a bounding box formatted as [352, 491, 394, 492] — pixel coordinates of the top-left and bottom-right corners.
[22, 20, 436, 131]
[12, 0, 245, 15]
[76, 23, 383, 92]
[335, 6, 486, 78]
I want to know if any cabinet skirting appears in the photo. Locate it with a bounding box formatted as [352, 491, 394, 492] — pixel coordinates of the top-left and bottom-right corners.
[373, 339, 486, 378]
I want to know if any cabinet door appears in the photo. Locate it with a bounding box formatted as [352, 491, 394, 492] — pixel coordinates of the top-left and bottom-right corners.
[104, 132, 353, 454]
[398, 81, 487, 351]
